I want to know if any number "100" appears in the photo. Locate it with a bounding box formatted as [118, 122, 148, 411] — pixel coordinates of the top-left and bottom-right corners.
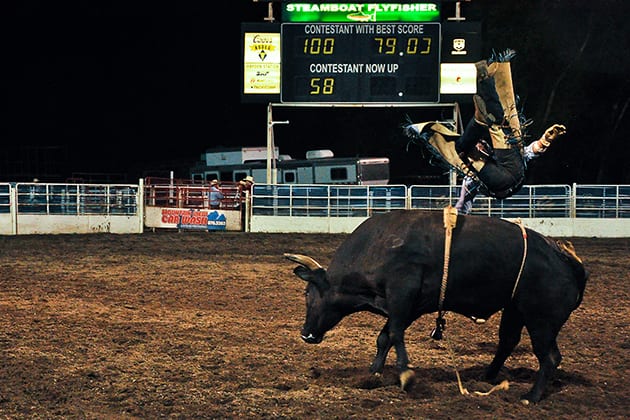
[303, 38, 335, 55]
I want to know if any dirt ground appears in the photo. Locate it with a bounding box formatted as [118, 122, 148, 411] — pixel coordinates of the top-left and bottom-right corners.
[0, 230, 628, 419]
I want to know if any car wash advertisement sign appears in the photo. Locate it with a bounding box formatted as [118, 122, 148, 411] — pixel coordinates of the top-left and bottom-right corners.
[144, 207, 241, 231]
[169, 209, 226, 231]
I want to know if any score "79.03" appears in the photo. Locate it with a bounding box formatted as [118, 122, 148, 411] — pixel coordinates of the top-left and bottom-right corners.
[374, 37, 431, 55]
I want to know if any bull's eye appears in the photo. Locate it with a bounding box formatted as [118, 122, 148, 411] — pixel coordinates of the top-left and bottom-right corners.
[303, 290, 309, 297]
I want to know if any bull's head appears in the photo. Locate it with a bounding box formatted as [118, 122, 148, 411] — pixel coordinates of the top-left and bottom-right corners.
[284, 253, 342, 344]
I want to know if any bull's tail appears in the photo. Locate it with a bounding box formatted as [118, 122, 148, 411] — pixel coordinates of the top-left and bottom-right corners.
[554, 240, 589, 309]
[557, 240, 581, 263]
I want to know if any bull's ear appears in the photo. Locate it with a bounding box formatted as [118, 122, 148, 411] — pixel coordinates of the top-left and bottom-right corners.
[293, 267, 330, 296]
[293, 266, 314, 281]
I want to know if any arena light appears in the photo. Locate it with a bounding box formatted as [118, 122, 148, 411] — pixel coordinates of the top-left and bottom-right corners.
[440, 62, 476, 94]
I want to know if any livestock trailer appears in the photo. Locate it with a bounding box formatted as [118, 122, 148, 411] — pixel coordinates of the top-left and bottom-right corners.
[190, 147, 390, 185]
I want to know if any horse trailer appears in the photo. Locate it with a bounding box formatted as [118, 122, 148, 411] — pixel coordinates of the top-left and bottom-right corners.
[190, 147, 389, 185]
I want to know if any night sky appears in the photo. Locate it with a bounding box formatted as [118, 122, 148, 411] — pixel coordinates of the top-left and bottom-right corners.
[3, 2, 270, 181]
[3, 1, 629, 184]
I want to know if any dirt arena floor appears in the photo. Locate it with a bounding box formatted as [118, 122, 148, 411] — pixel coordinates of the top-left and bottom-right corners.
[0, 229, 628, 419]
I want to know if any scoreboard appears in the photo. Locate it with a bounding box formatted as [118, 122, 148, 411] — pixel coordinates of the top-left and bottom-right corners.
[241, 2, 481, 104]
[281, 22, 440, 103]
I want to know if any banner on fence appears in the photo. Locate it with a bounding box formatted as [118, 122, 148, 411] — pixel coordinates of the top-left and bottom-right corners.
[144, 207, 242, 231]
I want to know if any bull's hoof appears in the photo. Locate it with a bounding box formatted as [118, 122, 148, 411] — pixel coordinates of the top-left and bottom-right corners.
[520, 391, 540, 405]
[369, 364, 384, 375]
[484, 364, 501, 382]
[399, 369, 415, 391]
[357, 373, 384, 390]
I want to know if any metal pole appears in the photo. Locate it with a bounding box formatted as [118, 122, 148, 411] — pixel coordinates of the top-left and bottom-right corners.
[266, 103, 289, 185]
[266, 103, 273, 184]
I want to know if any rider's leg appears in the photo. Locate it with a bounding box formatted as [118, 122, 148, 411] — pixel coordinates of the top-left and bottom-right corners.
[475, 77, 503, 124]
[455, 117, 488, 155]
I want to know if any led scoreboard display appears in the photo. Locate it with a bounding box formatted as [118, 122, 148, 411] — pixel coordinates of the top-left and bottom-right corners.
[281, 22, 440, 103]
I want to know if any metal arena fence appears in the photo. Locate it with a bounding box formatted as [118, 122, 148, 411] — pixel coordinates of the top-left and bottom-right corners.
[0, 181, 629, 235]
[16, 183, 139, 215]
[0, 183, 139, 215]
[0, 182, 142, 235]
[2, 182, 629, 219]
[250, 183, 630, 219]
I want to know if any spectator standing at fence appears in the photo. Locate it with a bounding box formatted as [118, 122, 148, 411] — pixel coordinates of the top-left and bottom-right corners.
[236, 176, 254, 204]
[209, 179, 224, 209]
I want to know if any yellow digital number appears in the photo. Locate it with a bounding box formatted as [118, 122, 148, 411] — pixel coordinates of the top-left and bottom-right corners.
[309, 78, 334, 95]
[406, 38, 418, 54]
[374, 37, 430, 55]
[322, 78, 334, 94]
[403, 37, 431, 55]
[303, 38, 335, 55]
[420, 37, 431, 54]
[374, 37, 396, 54]
[309, 78, 321, 94]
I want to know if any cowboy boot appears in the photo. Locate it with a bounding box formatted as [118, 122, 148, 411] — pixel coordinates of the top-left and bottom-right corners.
[475, 68, 504, 126]
[475, 60, 489, 81]
[473, 94, 496, 125]
[492, 61, 521, 141]
[475, 60, 498, 81]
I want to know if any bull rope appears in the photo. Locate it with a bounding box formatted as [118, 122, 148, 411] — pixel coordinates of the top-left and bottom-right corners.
[430, 206, 458, 341]
[510, 219, 528, 299]
[439, 206, 458, 311]
[433, 205, 457, 339]
[434, 207, 524, 397]
[436, 207, 471, 395]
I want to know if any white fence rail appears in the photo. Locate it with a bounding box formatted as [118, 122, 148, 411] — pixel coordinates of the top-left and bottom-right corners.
[249, 183, 630, 237]
[0, 181, 143, 235]
[1, 181, 629, 236]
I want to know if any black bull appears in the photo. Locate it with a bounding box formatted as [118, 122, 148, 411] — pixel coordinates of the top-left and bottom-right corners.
[284, 209, 588, 404]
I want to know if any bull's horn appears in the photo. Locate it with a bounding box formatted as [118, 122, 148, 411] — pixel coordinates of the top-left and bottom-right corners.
[283, 253, 323, 270]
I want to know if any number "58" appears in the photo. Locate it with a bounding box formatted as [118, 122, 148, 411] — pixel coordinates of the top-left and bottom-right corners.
[309, 77, 334, 95]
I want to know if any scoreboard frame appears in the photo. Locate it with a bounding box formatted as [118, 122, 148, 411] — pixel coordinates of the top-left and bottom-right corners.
[280, 22, 441, 103]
